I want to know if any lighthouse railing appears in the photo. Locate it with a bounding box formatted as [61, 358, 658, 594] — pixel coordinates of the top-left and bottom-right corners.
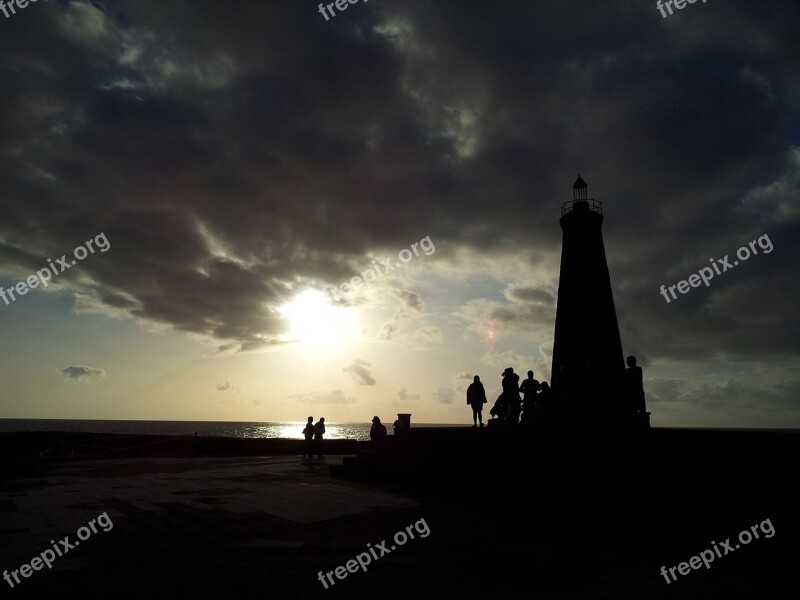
[561, 198, 603, 216]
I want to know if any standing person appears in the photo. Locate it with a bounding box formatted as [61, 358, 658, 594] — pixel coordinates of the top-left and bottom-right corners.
[466, 375, 487, 427]
[502, 367, 521, 425]
[534, 381, 552, 430]
[624, 356, 647, 413]
[520, 370, 540, 422]
[302, 416, 314, 459]
[313, 417, 326, 459]
[370, 416, 388, 441]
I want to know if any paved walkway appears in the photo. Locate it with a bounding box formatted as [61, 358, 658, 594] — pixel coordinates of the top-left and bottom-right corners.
[1, 456, 423, 598]
[1, 453, 795, 600]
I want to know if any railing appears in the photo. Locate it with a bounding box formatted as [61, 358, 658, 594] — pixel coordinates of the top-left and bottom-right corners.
[561, 198, 603, 216]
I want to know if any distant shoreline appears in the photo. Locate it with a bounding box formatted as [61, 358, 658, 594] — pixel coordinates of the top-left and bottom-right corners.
[0, 418, 797, 433]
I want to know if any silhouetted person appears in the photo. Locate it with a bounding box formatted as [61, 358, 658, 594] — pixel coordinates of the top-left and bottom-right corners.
[489, 393, 507, 421]
[313, 417, 326, 459]
[502, 367, 521, 425]
[534, 381, 552, 430]
[520, 370, 540, 421]
[520, 370, 539, 400]
[302, 416, 314, 459]
[537, 381, 552, 406]
[466, 375, 487, 427]
[370, 416, 387, 441]
[625, 355, 647, 413]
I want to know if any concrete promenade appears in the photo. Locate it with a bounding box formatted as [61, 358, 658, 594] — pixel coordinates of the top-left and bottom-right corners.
[0, 433, 797, 599]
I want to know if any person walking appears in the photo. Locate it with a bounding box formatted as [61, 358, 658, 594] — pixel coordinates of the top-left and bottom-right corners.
[313, 417, 326, 459]
[466, 375, 487, 427]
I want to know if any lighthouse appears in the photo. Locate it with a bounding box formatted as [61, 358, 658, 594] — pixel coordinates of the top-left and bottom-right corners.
[550, 175, 625, 415]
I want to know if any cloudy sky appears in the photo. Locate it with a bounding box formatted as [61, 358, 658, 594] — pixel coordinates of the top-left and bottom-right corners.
[0, 0, 798, 427]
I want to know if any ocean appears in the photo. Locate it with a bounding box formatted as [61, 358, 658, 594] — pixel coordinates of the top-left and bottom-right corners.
[0, 419, 464, 442]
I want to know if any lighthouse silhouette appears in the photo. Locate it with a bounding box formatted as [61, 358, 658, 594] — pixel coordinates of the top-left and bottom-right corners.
[550, 175, 626, 421]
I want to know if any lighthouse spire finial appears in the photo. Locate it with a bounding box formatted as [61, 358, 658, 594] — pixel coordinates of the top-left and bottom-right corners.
[573, 174, 588, 201]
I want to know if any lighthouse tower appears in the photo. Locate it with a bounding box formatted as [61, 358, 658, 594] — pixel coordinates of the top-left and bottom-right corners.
[550, 175, 625, 410]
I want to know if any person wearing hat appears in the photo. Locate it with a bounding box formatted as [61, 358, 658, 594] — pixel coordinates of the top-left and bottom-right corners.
[370, 416, 388, 441]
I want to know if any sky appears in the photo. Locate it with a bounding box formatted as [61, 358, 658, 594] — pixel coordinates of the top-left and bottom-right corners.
[0, 0, 798, 428]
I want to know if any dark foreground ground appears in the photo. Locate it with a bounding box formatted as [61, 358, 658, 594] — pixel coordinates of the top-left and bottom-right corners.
[0, 429, 797, 599]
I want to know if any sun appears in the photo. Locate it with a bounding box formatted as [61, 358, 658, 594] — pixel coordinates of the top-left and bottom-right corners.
[278, 289, 356, 347]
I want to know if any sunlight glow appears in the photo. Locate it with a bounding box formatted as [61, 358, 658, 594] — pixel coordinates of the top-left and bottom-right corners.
[278, 289, 356, 347]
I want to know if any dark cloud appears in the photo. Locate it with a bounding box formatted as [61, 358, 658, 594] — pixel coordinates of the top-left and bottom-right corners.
[0, 0, 796, 376]
[506, 285, 556, 305]
[58, 365, 105, 381]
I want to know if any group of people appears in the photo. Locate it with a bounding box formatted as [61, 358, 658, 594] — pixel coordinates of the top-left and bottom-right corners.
[302, 356, 647, 457]
[369, 416, 409, 439]
[302, 415, 396, 459]
[466, 356, 647, 429]
[466, 369, 551, 429]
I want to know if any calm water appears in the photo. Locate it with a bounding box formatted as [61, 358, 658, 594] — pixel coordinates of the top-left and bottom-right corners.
[0, 419, 464, 441]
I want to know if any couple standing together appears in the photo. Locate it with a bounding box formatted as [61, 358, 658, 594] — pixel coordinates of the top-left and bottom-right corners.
[303, 417, 326, 459]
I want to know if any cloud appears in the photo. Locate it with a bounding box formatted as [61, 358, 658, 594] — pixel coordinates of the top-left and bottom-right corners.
[379, 289, 424, 340]
[58, 365, 105, 381]
[505, 284, 556, 305]
[410, 327, 443, 344]
[0, 0, 798, 424]
[290, 389, 356, 404]
[433, 388, 455, 404]
[396, 387, 421, 402]
[343, 359, 377, 386]
[216, 381, 231, 391]
[481, 349, 537, 371]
